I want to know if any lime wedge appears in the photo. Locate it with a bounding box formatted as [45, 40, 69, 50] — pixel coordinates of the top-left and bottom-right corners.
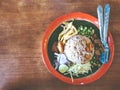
[58, 64, 68, 73]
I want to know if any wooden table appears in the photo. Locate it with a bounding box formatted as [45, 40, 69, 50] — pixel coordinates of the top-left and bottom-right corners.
[0, 0, 119, 90]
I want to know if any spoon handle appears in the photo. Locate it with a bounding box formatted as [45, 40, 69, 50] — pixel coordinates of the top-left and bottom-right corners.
[97, 5, 103, 42]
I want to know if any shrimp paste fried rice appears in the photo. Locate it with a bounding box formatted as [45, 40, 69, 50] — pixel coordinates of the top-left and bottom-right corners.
[64, 35, 94, 64]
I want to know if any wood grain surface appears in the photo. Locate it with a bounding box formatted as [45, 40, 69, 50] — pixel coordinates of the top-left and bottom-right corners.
[0, 0, 120, 90]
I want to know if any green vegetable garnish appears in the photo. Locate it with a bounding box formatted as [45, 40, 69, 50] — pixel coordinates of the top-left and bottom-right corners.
[90, 56, 102, 68]
[78, 25, 94, 37]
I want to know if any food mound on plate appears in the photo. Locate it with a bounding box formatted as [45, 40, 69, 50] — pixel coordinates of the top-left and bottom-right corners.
[51, 20, 104, 81]
[64, 35, 94, 64]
